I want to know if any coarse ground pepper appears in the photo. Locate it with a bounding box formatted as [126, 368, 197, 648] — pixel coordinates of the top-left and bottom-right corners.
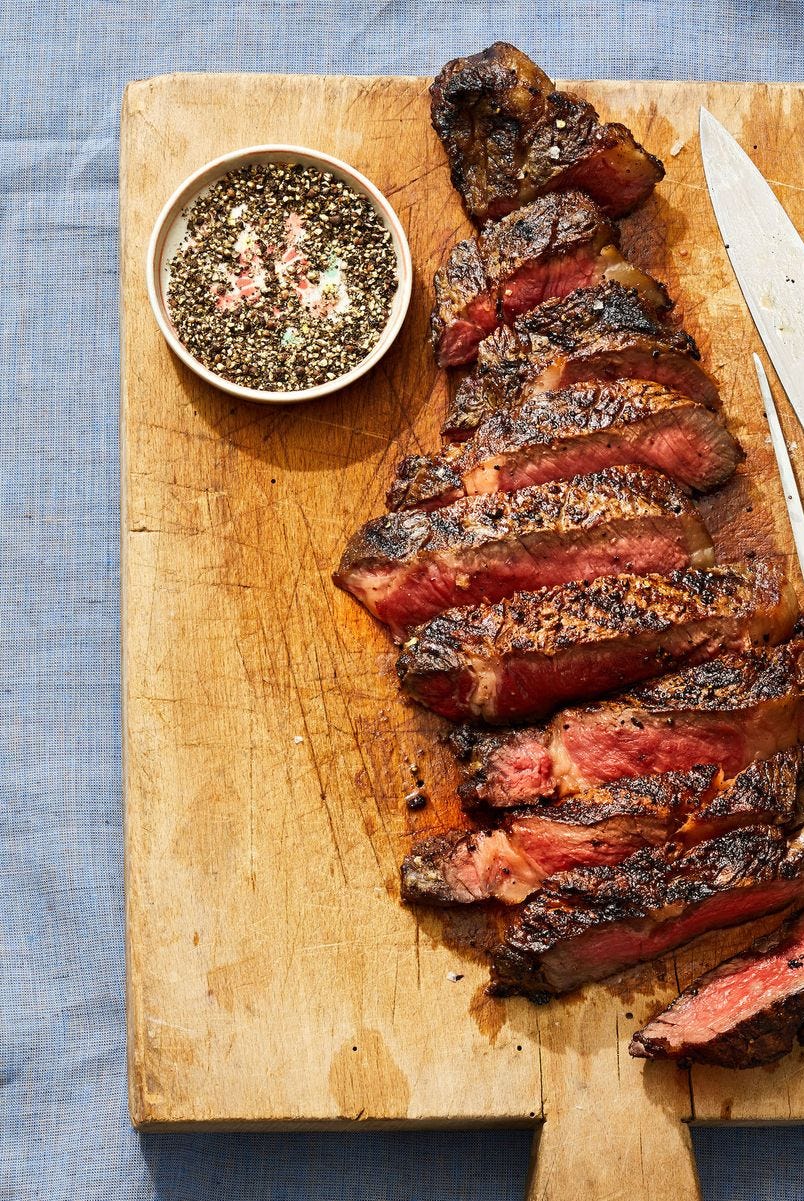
[166, 161, 399, 392]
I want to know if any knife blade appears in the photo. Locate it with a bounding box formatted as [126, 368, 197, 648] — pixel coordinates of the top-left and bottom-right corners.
[753, 352, 804, 576]
[700, 107, 804, 430]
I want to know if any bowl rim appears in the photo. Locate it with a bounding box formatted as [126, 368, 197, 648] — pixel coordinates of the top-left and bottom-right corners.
[145, 143, 413, 405]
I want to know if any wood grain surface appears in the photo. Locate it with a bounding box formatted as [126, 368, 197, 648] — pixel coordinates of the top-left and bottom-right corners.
[121, 73, 804, 1199]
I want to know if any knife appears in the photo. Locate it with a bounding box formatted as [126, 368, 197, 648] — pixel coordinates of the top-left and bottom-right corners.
[700, 107, 804, 430]
[752, 353, 804, 576]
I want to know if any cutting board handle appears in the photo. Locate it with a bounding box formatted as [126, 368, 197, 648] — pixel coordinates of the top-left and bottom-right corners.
[525, 1096, 701, 1201]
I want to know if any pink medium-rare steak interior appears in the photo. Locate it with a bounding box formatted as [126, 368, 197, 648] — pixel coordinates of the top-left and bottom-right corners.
[402, 816, 660, 906]
[453, 645, 804, 806]
[335, 466, 714, 634]
[440, 281, 718, 438]
[630, 911, 804, 1067]
[387, 379, 740, 513]
[490, 827, 804, 999]
[430, 195, 669, 367]
[396, 562, 798, 724]
[429, 43, 664, 222]
[402, 752, 801, 906]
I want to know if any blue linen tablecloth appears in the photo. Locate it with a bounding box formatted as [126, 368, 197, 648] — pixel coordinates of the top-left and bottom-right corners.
[3, 3, 804, 1198]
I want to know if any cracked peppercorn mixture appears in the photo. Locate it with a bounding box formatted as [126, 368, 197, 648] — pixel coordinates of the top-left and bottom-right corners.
[166, 162, 398, 391]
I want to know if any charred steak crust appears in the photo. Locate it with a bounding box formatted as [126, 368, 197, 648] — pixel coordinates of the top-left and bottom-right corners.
[388, 377, 740, 513]
[430, 195, 670, 368]
[387, 453, 465, 513]
[478, 191, 617, 283]
[401, 752, 802, 907]
[430, 42, 555, 223]
[343, 466, 701, 572]
[515, 279, 686, 349]
[452, 644, 803, 807]
[631, 644, 803, 713]
[490, 826, 804, 1000]
[695, 750, 802, 826]
[443, 281, 720, 439]
[629, 911, 804, 1068]
[396, 561, 797, 724]
[430, 42, 664, 222]
[335, 465, 714, 632]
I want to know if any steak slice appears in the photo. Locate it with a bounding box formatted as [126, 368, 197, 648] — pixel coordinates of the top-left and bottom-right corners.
[453, 645, 804, 808]
[335, 466, 714, 635]
[396, 561, 798, 724]
[490, 826, 804, 1000]
[443, 282, 719, 439]
[629, 910, 804, 1068]
[430, 43, 664, 223]
[432, 193, 669, 367]
[402, 752, 801, 906]
[387, 379, 739, 513]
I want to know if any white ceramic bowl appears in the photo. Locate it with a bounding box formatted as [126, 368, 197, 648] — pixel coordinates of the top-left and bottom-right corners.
[146, 144, 413, 404]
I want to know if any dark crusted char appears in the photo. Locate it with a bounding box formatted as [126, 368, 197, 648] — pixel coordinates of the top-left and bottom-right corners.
[430, 42, 664, 222]
[520, 276, 676, 348]
[396, 562, 798, 725]
[443, 281, 719, 439]
[431, 194, 669, 367]
[490, 826, 804, 999]
[335, 466, 714, 634]
[401, 752, 802, 907]
[387, 453, 466, 513]
[430, 42, 554, 223]
[630, 910, 804, 1068]
[453, 644, 804, 807]
[388, 378, 739, 512]
[430, 239, 498, 368]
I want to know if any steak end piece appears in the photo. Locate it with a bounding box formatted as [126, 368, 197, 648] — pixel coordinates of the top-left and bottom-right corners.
[396, 561, 798, 725]
[629, 909, 804, 1069]
[402, 751, 802, 908]
[430, 42, 664, 223]
[453, 644, 804, 808]
[335, 465, 714, 635]
[490, 826, 804, 1000]
[431, 193, 669, 368]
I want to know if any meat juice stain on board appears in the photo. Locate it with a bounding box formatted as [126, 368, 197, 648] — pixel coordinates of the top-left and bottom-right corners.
[615, 104, 680, 288]
[328, 1029, 411, 1119]
[468, 982, 506, 1043]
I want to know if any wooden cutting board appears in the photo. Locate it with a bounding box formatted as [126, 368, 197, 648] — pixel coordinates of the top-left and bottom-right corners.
[121, 73, 804, 1199]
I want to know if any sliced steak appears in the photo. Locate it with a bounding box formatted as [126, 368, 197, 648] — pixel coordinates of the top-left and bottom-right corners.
[335, 466, 713, 635]
[430, 42, 664, 223]
[402, 752, 802, 906]
[430, 238, 497, 367]
[454, 645, 804, 808]
[490, 826, 804, 1000]
[396, 561, 797, 724]
[388, 379, 739, 513]
[443, 281, 719, 439]
[629, 910, 804, 1068]
[432, 193, 669, 367]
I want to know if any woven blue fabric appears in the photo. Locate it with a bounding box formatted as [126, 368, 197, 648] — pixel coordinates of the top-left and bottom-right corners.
[2, 3, 804, 1198]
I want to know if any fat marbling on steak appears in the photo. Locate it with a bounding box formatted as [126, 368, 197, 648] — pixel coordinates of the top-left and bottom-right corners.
[630, 909, 804, 1069]
[431, 193, 669, 367]
[430, 42, 665, 222]
[453, 644, 804, 808]
[443, 281, 719, 439]
[490, 825, 804, 1000]
[335, 466, 713, 635]
[387, 378, 738, 513]
[396, 561, 798, 724]
[401, 751, 802, 906]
